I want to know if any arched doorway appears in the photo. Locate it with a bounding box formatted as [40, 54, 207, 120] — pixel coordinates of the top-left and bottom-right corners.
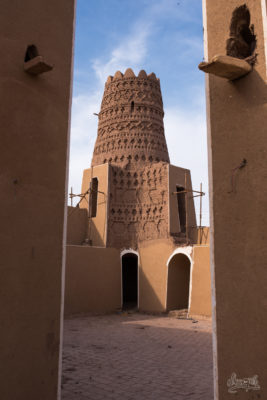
[166, 253, 191, 311]
[121, 252, 138, 309]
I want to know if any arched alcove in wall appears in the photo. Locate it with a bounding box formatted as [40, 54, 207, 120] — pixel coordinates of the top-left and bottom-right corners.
[121, 250, 139, 310]
[166, 252, 191, 311]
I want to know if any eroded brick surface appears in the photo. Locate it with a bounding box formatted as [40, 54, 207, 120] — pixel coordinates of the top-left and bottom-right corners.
[62, 313, 213, 400]
[79, 69, 196, 249]
[92, 70, 170, 249]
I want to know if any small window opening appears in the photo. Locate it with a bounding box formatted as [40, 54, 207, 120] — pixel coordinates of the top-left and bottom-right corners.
[131, 101, 134, 113]
[24, 45, 39, 62]
[90, 178, 98, 218]
[226, 4, 256, 61]
[176, 186, 186, 233]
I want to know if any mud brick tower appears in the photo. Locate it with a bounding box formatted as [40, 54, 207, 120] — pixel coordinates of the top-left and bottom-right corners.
[80, 68, 196, 249]
[66, 68, 211, 316]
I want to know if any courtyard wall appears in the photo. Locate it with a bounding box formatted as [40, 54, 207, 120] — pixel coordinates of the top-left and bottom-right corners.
[64, 239, 212, 317]
[0, 1, 75, 399]
[190, 246, 212, 317]
[203, 0, 267, 396]
[64, 246, 121, 315]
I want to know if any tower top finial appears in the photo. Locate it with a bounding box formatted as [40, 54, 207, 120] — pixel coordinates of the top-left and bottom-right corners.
[124, 68, 135, 78]
[138, 70, 147, 78]
[113, 70, 123, 80]
[105, 69, 158, 84]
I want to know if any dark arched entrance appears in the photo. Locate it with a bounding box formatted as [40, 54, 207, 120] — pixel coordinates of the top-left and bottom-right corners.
[122, 253, 138, 309]
[166, 253, 191, 311]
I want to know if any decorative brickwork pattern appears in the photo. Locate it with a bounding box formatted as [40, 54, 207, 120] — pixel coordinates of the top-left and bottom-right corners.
[91, 69, 171, 249]
[92, 69, 169, 167]
[108, 163, 169, 248]
[89, 69, 194, 249]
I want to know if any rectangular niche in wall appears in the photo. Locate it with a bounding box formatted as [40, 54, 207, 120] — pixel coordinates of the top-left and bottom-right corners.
[90, 177, 98, 218]
[176, 185, 186, 233]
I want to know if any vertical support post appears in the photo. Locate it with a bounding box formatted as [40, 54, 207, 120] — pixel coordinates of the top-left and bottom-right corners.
[199, 182, 203, 244]
[70, 186, 73, 207]
[185, 172, 188, 240]
[199, 183, 203, 229]
[87, 166, 94, 246]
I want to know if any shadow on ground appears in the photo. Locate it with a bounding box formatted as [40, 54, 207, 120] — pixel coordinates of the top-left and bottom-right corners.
[62, 313, 213, 400]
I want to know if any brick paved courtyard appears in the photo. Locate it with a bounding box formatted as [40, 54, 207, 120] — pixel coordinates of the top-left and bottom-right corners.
[62, 313, 214, 400]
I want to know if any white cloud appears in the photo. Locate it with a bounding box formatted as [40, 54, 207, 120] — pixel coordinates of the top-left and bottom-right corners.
[68, 93, 101, 200]
[68, 14, 153, 201]
[164, 106, 209, 226]
[174, 36, 204, 59]
[90, 0, 198, 86]
[92, 22, 151, 85]
[68, 1, 210, 224]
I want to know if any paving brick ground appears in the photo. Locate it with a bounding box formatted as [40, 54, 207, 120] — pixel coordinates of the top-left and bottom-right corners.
[61, 313, 214, 400]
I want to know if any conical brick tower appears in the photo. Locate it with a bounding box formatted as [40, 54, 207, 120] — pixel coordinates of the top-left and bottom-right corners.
[80, 69, 196, 249]
[93, 69, 170, 248]
[92, 68, 169, 167]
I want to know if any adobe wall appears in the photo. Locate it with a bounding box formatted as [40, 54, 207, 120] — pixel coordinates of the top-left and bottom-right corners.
[0, 1, 75, 399]
[203, 0, 267, 398]
[80, 163, 109, 247]
[67, 207, 88, 245]
[77, 160, 198, 250]
[138, 239, 176, 312]
[64, 246, 121, 315]
[139, 239, 212, 315]
[64, 238, 211, 316]
[189, 246, 212, 318]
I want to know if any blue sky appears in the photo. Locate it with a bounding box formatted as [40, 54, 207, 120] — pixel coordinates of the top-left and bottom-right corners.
[69, 0, 209, 225]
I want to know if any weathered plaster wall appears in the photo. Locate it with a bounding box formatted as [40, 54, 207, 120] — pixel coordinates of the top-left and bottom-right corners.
[204, 0, 267, 398]
[189, 246, 212, 317]
[64, 246, 121, 315]
[139, 240, 211, 315]
[67, 207, 88, 245]
[139, 239, 175, 312]
[65, 238, 211, 317]
[0, 1, 75, 399]
[80, 163, 109, 247]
